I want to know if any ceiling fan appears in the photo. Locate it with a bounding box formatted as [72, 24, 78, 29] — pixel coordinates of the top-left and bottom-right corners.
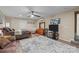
[30, 10, 41, 18]
[25, 8, 43, 19]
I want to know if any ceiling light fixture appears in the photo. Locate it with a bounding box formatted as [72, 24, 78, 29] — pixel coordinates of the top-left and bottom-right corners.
[31, 14, 34, 18]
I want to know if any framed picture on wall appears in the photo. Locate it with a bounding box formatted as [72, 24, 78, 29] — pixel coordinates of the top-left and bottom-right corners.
[50, 18, 60, 25]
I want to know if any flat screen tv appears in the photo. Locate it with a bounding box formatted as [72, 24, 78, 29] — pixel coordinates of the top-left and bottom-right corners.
[49, 25, 58, 32]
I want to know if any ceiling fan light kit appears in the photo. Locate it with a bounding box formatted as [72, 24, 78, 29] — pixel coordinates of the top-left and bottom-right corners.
[30, 14, 34, 18]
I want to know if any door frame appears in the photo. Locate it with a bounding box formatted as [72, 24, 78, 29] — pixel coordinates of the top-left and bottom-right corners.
[39, 22, 45, 29]
[74, 11, 79, 40]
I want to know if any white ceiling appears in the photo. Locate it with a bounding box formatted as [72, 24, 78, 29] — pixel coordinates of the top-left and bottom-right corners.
[0, 6, 79, 18]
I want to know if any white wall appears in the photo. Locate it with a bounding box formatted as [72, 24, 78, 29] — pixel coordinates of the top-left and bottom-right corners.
[10, 19, 27, 30]
[51, 11, 74, 42]
[5, 17, 38, 32]
[35, 10, 75, 42]
[35, 10, 77, 42]
[45, 8, 79, 42]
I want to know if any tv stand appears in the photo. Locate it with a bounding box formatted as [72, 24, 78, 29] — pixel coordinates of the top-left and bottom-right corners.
[47, 31, 59, 40]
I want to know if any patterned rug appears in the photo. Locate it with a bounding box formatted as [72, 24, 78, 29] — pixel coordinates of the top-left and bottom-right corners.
[16, 35, 79, 53]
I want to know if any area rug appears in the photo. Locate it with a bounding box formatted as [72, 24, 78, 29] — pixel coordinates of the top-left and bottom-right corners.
[16, 36, 79, 53]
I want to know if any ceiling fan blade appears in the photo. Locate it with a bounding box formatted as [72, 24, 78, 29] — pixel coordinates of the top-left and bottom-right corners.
[34, 14, 41, 17]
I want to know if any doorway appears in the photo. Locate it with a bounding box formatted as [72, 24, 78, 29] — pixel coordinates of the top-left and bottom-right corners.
[39, 22, 45, 29]
[75, 11, 79, 41]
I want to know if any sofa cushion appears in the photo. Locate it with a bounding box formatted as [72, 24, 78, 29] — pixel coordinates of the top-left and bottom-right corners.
[5, 36, 16, 42]
[0, 41, 16, 53]
[0, 37, 11, 49]
[15, 31, 31, 40]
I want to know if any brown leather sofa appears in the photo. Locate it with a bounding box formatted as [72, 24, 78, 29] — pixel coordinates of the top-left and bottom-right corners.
[1, 27, 31, 40]
[2, 27, 14, 36]
[16, 31, 31, 40]
[0, 28, 31, 53]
